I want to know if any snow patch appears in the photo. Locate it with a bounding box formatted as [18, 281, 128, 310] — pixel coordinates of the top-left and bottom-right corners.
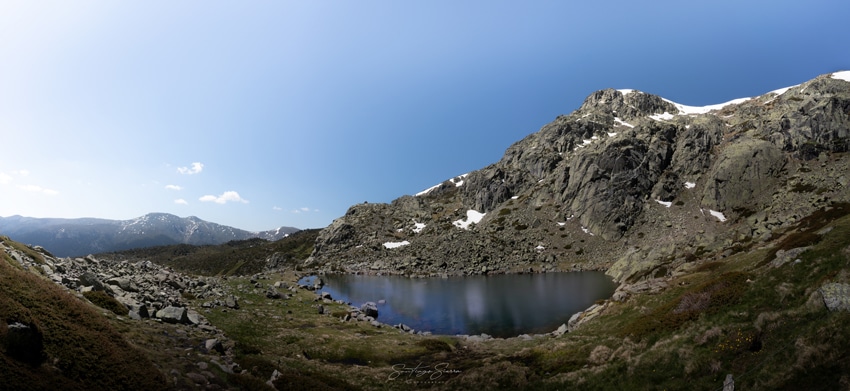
[650, 112, 674, 121]
[412, 222, 426, 233]
[557, 222, 566, 226]
[709, 210, 727, 222]
[607, 132, 618, 137]
[383, 241, 410, 249]
[685, 182, 696, 189]
[614, 117, 635, 128]
[511, 195, 519, 200]
[655, 200, 672, 208]
[581, 226, 594, 236]
[453, 210, 485, 229]
[769, 85, 795, 96]
[416, 173, 469, 196]
[663, 97, 752, 116]
[832, 71, 850, 82]
[617, 89, 636, 95]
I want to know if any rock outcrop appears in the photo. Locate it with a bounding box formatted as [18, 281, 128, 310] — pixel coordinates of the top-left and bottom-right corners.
[307, 72, 850, 283]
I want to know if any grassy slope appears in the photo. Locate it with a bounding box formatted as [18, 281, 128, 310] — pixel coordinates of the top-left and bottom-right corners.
[100, 229, 320, 276]
[3, 204, 847, 390]
[188, 205, 850, 390]
[0, 238, 168, 391]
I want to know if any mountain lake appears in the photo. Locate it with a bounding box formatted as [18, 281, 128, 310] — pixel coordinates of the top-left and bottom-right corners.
[300, 272, 617, 338]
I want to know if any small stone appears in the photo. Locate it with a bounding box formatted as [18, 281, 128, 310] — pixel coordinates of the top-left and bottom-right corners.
[205, 338, 224, 354]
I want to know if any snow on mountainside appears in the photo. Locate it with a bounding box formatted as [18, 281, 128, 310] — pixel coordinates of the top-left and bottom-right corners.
[0, 213, 299, 257]
[310, 71, 850, 281]
[415, 71, 850, 198]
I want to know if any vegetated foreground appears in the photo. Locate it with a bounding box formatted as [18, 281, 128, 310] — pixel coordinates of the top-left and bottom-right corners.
[1, 204, 849, 390]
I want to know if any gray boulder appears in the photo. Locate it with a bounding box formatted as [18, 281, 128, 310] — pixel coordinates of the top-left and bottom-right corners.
[360, 302, 379, 318]
[224, 296, 239, 309]
[79, 271, 107, 292]
[205, 338, 224, 354]
[156, 306, 189, 324]
[820, 283, 850, 312]
[106, 277, 140, 293]
[265, 287, 282, 299]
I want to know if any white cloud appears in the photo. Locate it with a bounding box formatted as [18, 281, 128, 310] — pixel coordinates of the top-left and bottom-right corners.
[165, 184, 183, 190]
[18, 184, 58, 196]
[15, 169, 30, 177]
[177, 162, 203, 175]
[174, 198, 188, 205]
[0, 172, 11, 184]
[291, 207, 317, 213]
[272, 206, 282, 211]
[199, 191, 248, 204]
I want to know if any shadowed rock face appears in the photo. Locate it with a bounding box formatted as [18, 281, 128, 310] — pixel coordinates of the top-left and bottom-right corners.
[309, 73, 850, 282]
[3, 321, 45, 366]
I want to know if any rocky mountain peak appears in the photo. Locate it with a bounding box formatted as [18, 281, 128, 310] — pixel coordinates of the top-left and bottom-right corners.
[578, 88, 677, 120]
[309, 72, 850, 283]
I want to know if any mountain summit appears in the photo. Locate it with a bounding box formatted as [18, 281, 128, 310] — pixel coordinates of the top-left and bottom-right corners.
[308, 71, 850, 281]
[0, 213, 299, 257]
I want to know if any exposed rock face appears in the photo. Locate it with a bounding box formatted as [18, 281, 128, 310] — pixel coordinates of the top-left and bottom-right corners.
[820, 283, 850, 312]
[308, 73, 850, 283]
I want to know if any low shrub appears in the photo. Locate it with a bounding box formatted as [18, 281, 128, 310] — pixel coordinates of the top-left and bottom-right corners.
[622, 272, 751, 340]
[82, 290, 128, 316]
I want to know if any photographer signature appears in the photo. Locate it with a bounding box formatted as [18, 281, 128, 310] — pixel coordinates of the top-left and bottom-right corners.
[388, 362, 462, 381]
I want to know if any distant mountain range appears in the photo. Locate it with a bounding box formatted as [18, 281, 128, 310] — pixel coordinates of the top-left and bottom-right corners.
[0, 213, 299, 257]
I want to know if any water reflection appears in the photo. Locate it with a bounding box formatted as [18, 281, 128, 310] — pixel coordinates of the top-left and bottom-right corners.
[314, 272, 617, 338]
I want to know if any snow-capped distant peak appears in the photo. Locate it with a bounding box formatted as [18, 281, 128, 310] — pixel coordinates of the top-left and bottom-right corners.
[617, 89, 637, 95]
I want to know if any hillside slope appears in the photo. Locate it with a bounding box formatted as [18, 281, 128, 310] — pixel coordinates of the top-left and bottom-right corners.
[0, 236, 167, 390]
[308, 71, 850, 283]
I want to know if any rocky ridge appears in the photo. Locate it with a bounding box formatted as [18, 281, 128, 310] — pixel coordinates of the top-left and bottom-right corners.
[307, 72, 850, 283]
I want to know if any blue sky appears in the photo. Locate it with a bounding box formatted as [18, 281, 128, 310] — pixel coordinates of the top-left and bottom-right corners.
[1, 1, 848, 231]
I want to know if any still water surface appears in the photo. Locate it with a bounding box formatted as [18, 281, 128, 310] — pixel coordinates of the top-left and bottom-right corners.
[308, 272, 617, 338]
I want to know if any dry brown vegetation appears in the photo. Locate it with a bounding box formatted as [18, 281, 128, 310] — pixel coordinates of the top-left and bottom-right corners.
[0, 241, 167, 390]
